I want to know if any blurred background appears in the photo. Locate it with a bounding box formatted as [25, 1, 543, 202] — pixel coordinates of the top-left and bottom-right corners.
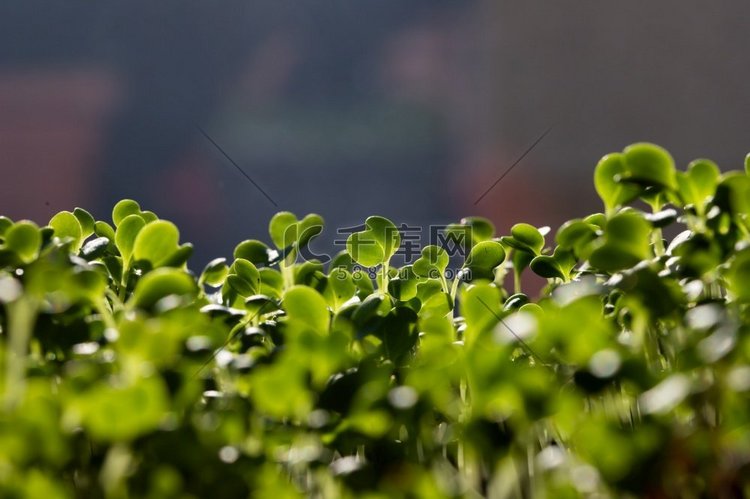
[2, 1, 749, 272]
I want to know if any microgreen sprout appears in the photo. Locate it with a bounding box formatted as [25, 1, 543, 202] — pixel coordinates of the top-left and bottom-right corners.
[0, 143, 749, 497]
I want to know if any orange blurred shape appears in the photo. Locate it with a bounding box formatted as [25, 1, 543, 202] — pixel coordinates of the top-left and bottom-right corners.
[0, 68, 120, 222]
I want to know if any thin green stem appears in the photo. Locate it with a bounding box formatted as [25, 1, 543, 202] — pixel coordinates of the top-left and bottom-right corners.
[450, 269, 464, 303]
[439, 273, 449, 295]
[96, 298, 118, 332]
[4, 297, 37, 410]
[118, 265, 129, 302]
[652, 228, 665, 257]
[280, 249, 296, 291]
[649, 200, 666, 257]
[380, 262, 389, 296]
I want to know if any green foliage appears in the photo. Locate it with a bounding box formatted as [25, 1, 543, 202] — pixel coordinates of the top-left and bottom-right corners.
[72, 207, 95, 238]
[283, 285, 330, 334]
[589, 211, 651, 271]
[346, 216, 400, 267]
[114, 214, 146, 264]
[464, 240, 506, 281]
[594, 153, 641, 212]
[233, 239, 274, 266]
[676, 158, 720, 214]
[2, 220, 41, 264]
[112, 199, 141, 226]
[2, 144, 750, 497]
[621, 142, 677, 191]
[130, 268, 198, 309]
[269, 211, 324, 254]
[445, 216, 495, 248]
[132, 220, 182, 267]
[199, 257, 229, 287]
[49, 211, 83, 253]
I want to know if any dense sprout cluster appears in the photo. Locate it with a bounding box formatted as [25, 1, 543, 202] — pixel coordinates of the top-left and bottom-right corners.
[1, 143, 750, 497]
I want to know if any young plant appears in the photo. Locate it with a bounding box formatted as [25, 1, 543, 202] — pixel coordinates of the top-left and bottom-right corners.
[1, 143, 750, 497]
[345, 216, 400, 294]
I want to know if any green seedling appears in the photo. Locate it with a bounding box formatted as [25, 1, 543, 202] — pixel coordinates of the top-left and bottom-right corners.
[1, 144, 749, 498]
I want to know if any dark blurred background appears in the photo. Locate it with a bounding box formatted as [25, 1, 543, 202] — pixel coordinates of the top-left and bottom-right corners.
[2, 1, 749, 269]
